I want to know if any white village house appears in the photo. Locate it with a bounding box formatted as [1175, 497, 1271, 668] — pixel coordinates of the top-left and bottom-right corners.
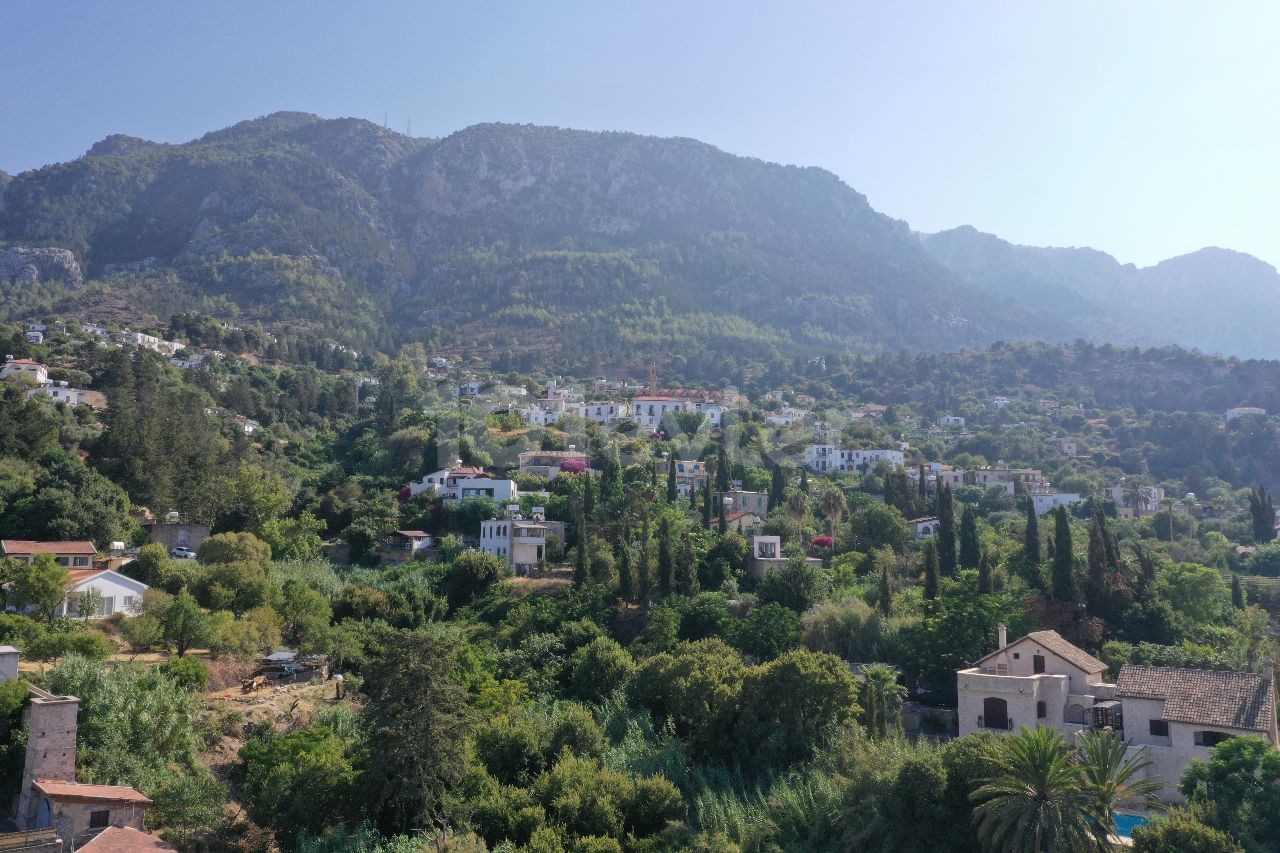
[957, 625, 1278, 802]
[804, 444, 905, 474]
[632, 389, 724, 430]
[55, 569, 148, 618]
[480, 506, 567, 576]
[406, 467, 519, 504]
[1, 541, 147, 617]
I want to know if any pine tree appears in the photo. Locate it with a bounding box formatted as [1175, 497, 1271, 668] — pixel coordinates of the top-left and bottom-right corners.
[637, 512, 653, 601]
[657, 517, 674, 597]
[701, 479, 712, 529]
[978, 549, 993, 594]
[1023, 500, 1042, 566]
[617, 542, 635, 603]
[959, 504, 981, 569]
[1232, 573, 1245, 609]
[937, 484, 957, 577]
[666, 460, 678, 504]
[1051, 505, 1075, 602]
[878, 560, 893, 615]
[922, 539, 939, 601]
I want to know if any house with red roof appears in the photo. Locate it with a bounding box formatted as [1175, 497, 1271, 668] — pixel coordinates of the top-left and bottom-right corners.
[1, 542, 147, 618]
[1, 540, 97, 569]
[1, 356, 49, 385]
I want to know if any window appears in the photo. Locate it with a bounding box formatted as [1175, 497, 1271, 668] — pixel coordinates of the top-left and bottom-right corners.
[1033, 655, 1046, 674]
[73, 557, 89, 567]
[1037, 701, 1047, 719]
[1149, 720, 1170, 738]
[89, 809, 110, 829]
[1013, 652, 1021, 660]
[1195, 731, 1232, 748]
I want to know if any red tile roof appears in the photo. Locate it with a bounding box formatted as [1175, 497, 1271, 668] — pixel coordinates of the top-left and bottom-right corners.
[79, 826, 174, 852]
[68, 569, 106, 583]
[1115, 665, 1277, 732]
[33, 779, 152, 805]
[1, 540, 97, 555]
[395, 530, 428, 538]
[3, 358, 42, 366]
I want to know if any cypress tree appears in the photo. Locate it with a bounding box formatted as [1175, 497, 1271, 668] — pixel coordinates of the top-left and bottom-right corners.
[583, 473, 596, 521]
[637, 512, 653, 600]
[701, 479, 712, 529]
[675, 533, 699, 596]
[716, 443, 730, 493]
[1051, 505, 1075, 602]
[937, 484, 957, 577]
[769, 465, 787, 511]
[666, 461, 678, 504]
[918, 465, 927, 500]
[688, 481, 697, 511]
[717, 494, 728, 535]
[658, 517, 674, 597]
[978, 549, 993, 594]
[959, 504, 981, 569]
[800, 467, 810, 494]
[1023, 500, 1042, 566]
[878, 560, 893, 615]
[1249, 486, 1275, 544]
[1232, 573, 1245, 609]
[573, 520, 589, 587]
[922, 539, 939, 601]
[617, 542, 635, 603]
[1085, 505, 1111, 616]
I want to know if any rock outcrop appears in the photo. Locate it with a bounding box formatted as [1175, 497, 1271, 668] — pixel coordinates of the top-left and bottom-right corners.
[0, 247, 84, 288]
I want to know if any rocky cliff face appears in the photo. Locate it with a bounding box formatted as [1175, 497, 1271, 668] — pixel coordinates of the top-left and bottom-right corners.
[0, 247, 83, 288]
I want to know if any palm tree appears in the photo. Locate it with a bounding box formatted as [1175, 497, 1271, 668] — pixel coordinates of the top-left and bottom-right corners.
[816, 484, 846, 540]
[1075, 730, 1162, 849]
[1121, 481, 1150, 517]
[784, 491, 810, 525]
[971, 726, 1093, 853]
[859, 663, 907, 737]
[1159, 497, 1176, 541]
[1181, 495, 1198, 542]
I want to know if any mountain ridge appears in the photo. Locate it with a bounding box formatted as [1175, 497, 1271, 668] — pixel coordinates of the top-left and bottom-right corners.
[0, 112, 1273, 366]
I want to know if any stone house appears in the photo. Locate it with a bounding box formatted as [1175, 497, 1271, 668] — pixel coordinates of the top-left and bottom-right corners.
[957, 626, 1278, 802]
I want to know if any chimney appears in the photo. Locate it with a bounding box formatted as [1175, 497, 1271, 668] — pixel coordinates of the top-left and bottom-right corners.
[997, 623, 1008, 648]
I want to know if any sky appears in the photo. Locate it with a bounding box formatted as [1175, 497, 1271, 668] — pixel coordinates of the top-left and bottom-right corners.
[2, 1, 1278, 268]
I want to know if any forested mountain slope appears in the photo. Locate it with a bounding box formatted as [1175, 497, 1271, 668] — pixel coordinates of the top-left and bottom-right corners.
[1, 112, 1274, 368]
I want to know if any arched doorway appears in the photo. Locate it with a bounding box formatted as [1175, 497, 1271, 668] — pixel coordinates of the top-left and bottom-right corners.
[983, 697, 1009, 730]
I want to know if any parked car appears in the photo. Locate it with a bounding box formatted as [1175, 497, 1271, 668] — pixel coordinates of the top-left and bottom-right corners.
[170, 546, 197, 559]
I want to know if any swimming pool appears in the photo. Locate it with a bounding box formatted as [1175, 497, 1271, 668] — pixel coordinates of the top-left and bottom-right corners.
[1114, 813, 1150, 838]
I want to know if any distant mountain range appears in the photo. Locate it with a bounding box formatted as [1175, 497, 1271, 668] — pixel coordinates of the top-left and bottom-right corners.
[0, 112, 1275, 366]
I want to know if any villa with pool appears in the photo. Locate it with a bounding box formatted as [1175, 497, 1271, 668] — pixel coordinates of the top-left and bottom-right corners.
[957, 624, 1278, 803]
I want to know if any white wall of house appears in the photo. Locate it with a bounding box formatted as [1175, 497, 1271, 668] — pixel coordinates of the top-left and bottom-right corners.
[56, 571, 148, 618]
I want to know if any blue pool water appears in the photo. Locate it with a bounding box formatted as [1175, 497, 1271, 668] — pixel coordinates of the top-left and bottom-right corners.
[1114, 813, 1150, 838]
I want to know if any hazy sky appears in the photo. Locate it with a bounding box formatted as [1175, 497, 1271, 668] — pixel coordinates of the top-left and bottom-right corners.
[2, 2, 1277, 267]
